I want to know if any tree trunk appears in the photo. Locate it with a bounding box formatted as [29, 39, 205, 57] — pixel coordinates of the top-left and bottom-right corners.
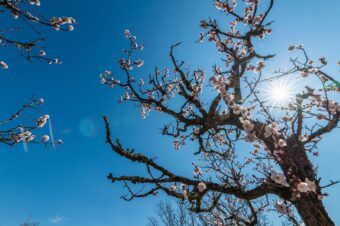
[281, 137, 335, 225]
[295, 196, 335, 226]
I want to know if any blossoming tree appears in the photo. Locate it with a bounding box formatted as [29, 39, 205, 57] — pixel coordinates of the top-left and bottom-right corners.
[101, 0, 339, 225]
[0, 0, 73, 146]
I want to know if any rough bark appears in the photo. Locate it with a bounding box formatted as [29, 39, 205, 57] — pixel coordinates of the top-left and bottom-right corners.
[282, 137, 335, 226]
[296, 196, 335, 226]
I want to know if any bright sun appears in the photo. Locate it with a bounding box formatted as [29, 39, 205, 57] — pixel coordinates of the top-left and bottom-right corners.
[271, 85, 290, 102]
[265, 79, 294, 106]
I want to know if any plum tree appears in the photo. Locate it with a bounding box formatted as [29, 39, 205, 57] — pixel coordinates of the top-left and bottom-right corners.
[101, 1, 339, 225]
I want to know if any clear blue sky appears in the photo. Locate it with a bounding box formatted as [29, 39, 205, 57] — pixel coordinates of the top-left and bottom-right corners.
[0, 0, 339, 225]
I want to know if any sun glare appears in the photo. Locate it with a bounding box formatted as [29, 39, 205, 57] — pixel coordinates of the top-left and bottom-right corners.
[271, 85, 289, 102]
[264, 79, 295, 106]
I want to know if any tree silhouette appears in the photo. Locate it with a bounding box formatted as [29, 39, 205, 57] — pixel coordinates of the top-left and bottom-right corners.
[101, 0, 339, 225]
[147, 200, 272, 226]
[147, 200, 207, 226]
[0, 0, 74, 146]
[19, 214, 39, 226]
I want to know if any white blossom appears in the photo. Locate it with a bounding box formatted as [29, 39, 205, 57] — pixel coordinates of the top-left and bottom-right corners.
[0, 61, 8, 69]
[134, 60, 144, 67]
[198, 182, 207, 192]
[230, 103, 243, 115]
[39, 50, 46, 56]
[41, 135, 50, 142]
[264, 122, 280, 138]
[36, 114, 49, 128]
[270, 172, 289, 187]
[305, 178, 317, 193]
[297, 182, 309, 193]
[297, 179, 317, 193]
[124, 29, 132, 38]
[29, 0, 41, 6]
[169, 184, 177, 191]
[38, 98, 45, 104]
[124, 92, 130, 100]
[242, 119, 254, 132]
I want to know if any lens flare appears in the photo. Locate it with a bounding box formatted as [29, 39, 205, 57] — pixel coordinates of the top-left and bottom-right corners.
[79, 119, 96, 137]
[49, 118, 56, 148]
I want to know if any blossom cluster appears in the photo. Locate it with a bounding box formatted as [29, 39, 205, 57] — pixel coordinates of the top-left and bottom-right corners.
[140, 103, 151, 119]
[210, 73, 257, 142]
[11, 129, 35, 143]
[99, 70, 120, 88]
[5, 0, 76, 32]
[0, 0, 76, 70]
[50, 17, 76, 31]
[4, 97, 63, 146]
[263, 122, 290, 164]
[199, 0, 273, 68]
